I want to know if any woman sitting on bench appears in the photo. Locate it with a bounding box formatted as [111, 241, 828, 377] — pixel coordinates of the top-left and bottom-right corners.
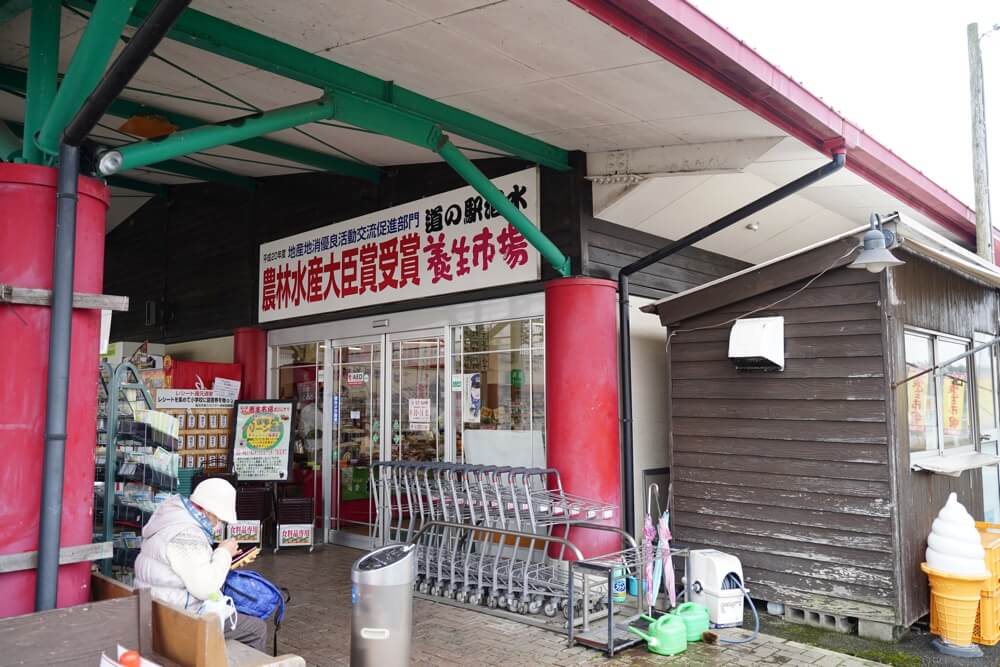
[134, 478, 267, 651]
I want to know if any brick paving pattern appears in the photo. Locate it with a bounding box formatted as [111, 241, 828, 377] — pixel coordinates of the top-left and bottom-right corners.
[252, 545, 881, 666]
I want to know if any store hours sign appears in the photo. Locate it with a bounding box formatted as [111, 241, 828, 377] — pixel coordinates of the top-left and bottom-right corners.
[258, 168, 541, 322]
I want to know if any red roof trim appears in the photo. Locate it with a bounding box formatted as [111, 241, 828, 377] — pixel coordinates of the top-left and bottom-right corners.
[570, 0, 976, 243]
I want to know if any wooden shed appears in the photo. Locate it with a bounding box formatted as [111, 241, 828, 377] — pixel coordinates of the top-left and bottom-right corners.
[643, 219, 1000, 640]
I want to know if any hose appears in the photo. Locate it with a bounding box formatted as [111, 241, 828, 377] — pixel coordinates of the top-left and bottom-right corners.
[716, 573, 760, 645]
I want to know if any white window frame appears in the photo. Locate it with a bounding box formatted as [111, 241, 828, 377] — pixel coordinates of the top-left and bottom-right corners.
[906, 326, 977, 460]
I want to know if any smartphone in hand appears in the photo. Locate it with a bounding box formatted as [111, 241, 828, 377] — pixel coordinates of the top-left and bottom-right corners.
[230, 546, 261, 570]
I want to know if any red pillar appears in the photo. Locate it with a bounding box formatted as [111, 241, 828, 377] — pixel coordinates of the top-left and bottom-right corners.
[545, 277, 621, 557]
[0, 164, 109, 617]
[233, 327, 267, 400]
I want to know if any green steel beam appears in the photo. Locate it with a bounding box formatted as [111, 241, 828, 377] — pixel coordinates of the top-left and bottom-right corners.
[100, 97, 337, 174]
[22, 0, 60, 163]
[35, 0, 139, 154]
[154, 158, 255, 191]
[437, 138, 570, 277]
[106, 97, 379, 180]
[0, 65, 379, 180]
[332, 91, 570, 275]
[108, 175, 167, 196]
[66, 0, 571, 171]
[0, 121, 21, 161]
[0, 0, 30, 26]
[328, 90, 571, 276]
[5, 115, 253, 189]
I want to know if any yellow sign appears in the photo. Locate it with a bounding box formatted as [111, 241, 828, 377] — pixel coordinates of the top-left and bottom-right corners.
[242, 413, 285, 450]
[943, 375, 967, 436]
[908, 374, 928, 429]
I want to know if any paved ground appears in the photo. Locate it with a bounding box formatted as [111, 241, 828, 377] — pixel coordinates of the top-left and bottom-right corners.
[251, 545, 882, 666]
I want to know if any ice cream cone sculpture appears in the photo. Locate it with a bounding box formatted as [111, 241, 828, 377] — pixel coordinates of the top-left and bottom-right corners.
[923, 493, 991, 647]
[922, 563, 989, 647]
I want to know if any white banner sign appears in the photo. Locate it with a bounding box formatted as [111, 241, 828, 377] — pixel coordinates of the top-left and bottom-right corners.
[155, 389, 234, 409]
[258, 168, 540, 322]
[229, 519, 262, 544]
[278, 523, 314, 548]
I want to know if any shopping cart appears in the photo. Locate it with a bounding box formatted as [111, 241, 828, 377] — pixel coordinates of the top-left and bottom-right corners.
[370, 461, 632, 619]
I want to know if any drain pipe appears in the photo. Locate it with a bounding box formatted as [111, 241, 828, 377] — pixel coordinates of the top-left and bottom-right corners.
[35, 0, 191, 612]
[617, 150, 846, 535]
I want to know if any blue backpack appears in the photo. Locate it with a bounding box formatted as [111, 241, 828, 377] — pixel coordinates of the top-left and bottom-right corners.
[223, 570, 289, 654]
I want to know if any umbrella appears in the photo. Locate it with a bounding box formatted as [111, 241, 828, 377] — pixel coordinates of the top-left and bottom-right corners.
[643, 511, 656, 607]
[658, 511, 676, 608]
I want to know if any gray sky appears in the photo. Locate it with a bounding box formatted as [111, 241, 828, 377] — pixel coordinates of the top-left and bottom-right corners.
[691, 0, 999, 218]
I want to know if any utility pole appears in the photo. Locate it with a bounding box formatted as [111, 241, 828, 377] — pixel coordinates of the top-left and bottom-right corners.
[968, 22, 994, 261]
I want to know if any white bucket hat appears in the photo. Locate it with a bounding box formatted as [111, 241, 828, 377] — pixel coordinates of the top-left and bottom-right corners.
[190, 478, 238, 524]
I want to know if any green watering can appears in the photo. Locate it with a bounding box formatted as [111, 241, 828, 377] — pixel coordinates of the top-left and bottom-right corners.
[627, 613, 687, 656]
[673, 601, 711, 642]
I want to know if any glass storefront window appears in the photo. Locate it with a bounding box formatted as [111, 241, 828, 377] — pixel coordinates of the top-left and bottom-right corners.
[272, 342, 324, 529]
[905, 332, 939, 453]
[453, 317, 544, 467]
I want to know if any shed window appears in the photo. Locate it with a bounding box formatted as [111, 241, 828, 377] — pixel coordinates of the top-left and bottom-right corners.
[905, 330, 974, 454]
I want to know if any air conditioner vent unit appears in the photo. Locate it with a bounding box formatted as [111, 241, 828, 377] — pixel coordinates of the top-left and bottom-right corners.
[728, 316, 784, 371]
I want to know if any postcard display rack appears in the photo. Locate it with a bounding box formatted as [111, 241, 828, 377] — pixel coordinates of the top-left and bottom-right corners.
[96, 362, 182, 580]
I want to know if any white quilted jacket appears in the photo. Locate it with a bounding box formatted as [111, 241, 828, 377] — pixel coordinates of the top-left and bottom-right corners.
[134, 495, 232, 612]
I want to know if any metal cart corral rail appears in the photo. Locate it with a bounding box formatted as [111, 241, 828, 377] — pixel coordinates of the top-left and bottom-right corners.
[374, 462, 631, 618]
[568, 544, 691, 657]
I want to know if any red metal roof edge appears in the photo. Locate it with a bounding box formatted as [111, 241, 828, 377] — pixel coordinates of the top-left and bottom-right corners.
[570, 0, 977, 243]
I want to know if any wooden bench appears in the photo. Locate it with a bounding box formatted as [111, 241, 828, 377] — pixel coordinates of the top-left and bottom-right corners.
[152, 600, 304, 667]
[0, 573, 156, 666]
[94, 575, 304, 667]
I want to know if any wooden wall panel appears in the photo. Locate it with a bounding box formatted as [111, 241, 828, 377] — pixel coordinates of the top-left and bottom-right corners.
[885, 254, 1000, 625]
[661, 267, 898, 623]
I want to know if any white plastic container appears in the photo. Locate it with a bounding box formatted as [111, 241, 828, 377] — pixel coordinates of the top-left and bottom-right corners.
[689, 549, 746, 627]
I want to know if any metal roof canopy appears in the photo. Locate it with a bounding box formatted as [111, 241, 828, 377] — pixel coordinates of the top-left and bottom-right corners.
[0, 0, 978, 260]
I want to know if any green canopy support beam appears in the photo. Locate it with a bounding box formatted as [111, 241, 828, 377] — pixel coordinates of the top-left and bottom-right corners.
[328, 92, 572, 276]
[66, 0, 570, 171]
[437, 138, 570, 277]
[106, 97, 379, 181]
[0, 120, 21, 161]
[153, 158, 255, 190]
[107, 175, 167, 196]
[35, 0, 139, 155]
[22, 0, 60, 164]
[0, 65, 379, 181]
[99, 97, 336, 174]
[0, 0, 30, 26]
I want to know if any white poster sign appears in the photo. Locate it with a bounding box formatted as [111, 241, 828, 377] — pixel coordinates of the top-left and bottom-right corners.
[232, 401, 294, 481]
[155, 389, 234, 409]
[229, 519, 262, 544]
[408, 398, 431, 425]
[278, 524, 314, 548]
[258, 168, 540, 322]
[213, 377, 241, 401]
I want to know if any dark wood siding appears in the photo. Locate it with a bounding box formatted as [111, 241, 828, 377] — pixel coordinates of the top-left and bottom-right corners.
[583, 220, 748, 299]
[886, 252, 999, 625]
[665, 267, 897, 623]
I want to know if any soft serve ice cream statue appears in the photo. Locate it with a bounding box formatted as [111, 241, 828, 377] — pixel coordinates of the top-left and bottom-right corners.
[926, 492, 989, 577]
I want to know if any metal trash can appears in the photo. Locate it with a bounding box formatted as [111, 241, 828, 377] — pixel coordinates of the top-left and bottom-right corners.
[350, 544, 416, 667]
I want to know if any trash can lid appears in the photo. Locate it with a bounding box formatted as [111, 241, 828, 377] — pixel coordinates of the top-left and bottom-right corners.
[357, 545, 413, 570]
[352, 544, 415, 585]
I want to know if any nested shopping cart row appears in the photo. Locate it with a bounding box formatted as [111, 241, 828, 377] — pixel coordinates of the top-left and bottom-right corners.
[370, 462, 632, 617]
